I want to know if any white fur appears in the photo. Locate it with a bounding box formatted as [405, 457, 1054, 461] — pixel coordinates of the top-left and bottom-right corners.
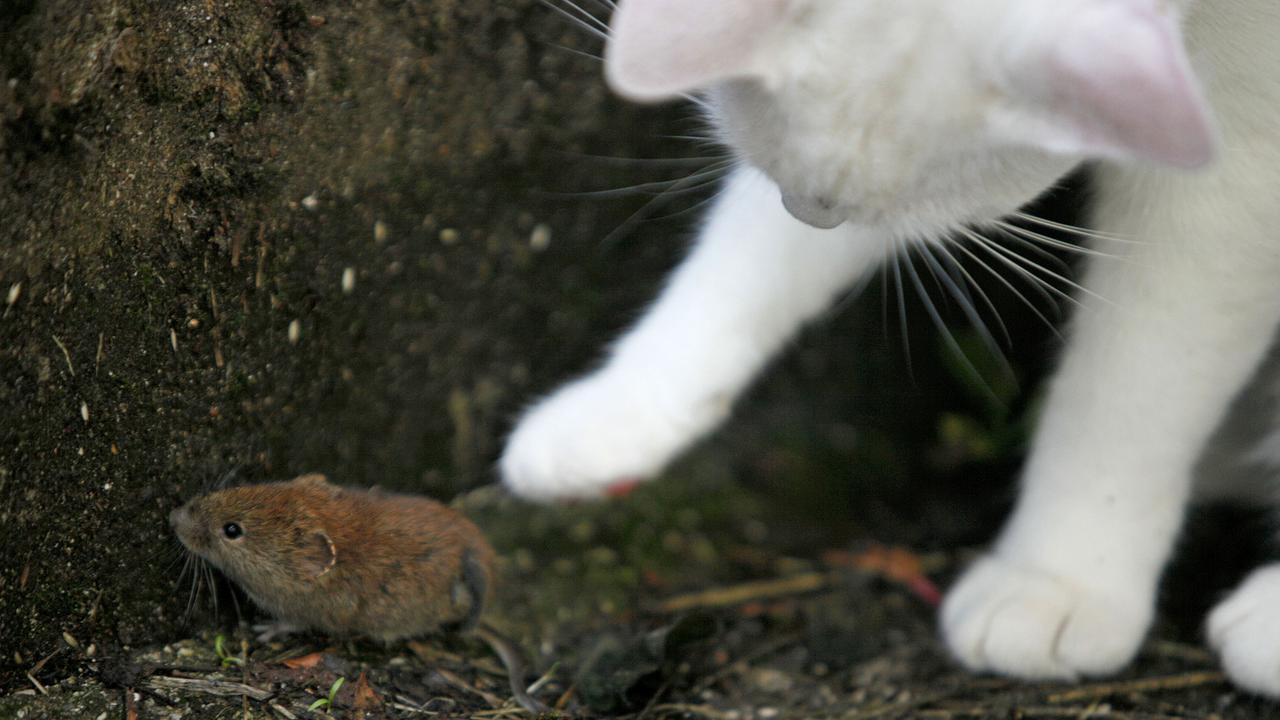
[503, 0, 1280, 697]
[1209, 565, 1280, 697]
[503, 168, 890, 499]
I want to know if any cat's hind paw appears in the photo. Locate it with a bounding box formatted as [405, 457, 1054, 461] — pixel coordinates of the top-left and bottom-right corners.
[500, 372, 708, 501]
[941, 555, 1151, 680]
[1207, 564, 1280, 698]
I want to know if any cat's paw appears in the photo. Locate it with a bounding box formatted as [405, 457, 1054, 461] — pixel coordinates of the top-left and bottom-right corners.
[1207, 565, 1280, 698]
[501, 371, 719, 501]
[942, 555, 1151, 680]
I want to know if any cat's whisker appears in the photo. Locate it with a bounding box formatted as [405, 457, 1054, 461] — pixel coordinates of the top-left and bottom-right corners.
[958, 228, 1067, 309]
[951, 229, 1065, 339]
[539, 0, 609, 41]
[1012, 211, 1143, 244]
[553, 159, 736, 199]
[539, 41, 605, 64]
[889, 238, 914, 375]
[556, 0, 611, 32]
[549, 151, 731, 168]
[993, 220, 1126, 261]
[929, 240, 1014, 349]
[901, 244, 1003, 406]
[965, 231, 1105, 310]
[635, 188, 727, 226]
[599, 160, 739, 249]
[918, 240, 1006, 358]
[989, 225, 1074, 277]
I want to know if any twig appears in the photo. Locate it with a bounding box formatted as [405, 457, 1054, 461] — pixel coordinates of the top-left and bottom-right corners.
[843, 691, 954, 719]
[1045, 671, 1226, 703]
[646, 703, 738, 719]
[1142, 640, 1214, 664]
[51, 334, 75, 376]
[655, 573, 830, 613]
[146, 674, 274, 701]
[554, 683, 576, 711]
[434, 666, 505, 709]
[26, 672, 48, 695]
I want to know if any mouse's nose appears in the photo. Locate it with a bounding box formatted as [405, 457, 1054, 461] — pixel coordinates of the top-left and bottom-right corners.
[168, 506, 186, 529]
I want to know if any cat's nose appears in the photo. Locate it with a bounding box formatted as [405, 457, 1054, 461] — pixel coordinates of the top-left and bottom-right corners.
[780, 192, 847, 229]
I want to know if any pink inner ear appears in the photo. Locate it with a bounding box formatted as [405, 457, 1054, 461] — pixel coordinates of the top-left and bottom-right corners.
[1044, 2, 1215, 168]
[605, 0, 790, 102]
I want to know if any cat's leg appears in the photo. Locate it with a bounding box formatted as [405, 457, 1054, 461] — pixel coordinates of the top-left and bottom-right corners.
[1207, 563, 1280, 697]
[944, 163, 1280, 680]
[501, 167, 889, 500]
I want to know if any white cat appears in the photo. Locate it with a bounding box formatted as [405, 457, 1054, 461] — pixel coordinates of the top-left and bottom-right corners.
[502, 0, 1280, 697]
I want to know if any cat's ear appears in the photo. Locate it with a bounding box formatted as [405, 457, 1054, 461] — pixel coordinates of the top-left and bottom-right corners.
[997, 2, 1215, 169]
[605, 0, 790, 101]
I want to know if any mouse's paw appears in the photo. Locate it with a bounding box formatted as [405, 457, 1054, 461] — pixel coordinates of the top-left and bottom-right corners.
[252, 621, 303, 644]
[942, 555, 1151, 680]
[1208, 564, 1280, 698]
[501, 370, 719, 501]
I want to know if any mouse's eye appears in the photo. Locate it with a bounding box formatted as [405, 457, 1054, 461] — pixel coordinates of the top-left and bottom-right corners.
[222, 522, 244, 540]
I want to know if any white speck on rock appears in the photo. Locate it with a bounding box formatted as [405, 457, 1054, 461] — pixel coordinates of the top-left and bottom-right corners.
[342, 267, 355, 294]
[301, 194, 319, 211]
[288, 319, 301, 345]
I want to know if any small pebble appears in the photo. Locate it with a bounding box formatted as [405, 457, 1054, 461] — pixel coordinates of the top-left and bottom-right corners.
[529, 223, 552, 251]
[6, 282, 20, 306]
[170, 328, 178, 352]
[341, 267, 355, 294]
[80, 402, 89, 423]
[301, 194, 319, 211]
[374, 220, 388, 243]
[288, 319, 301, 345]
[62, 631, 78, 649]
[439, 228, 459, 245]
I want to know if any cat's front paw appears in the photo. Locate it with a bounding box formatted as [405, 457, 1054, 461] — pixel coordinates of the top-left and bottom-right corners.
[501, 371, 716, 501]
[1207, 564, 1280, 698]
[942, 555, 1151, 680]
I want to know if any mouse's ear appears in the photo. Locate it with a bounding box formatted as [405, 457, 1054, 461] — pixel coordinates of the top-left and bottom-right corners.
[300, 531, 337, 578]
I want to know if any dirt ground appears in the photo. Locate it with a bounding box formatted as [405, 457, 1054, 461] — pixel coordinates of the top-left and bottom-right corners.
[3, 473, 1279, 719]
[3, 0, 1280, 718]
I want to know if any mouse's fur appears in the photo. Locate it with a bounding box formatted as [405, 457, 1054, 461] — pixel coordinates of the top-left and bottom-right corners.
[170, 474, 494, 642]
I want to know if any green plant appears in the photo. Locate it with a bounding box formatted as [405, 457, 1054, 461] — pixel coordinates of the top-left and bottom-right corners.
[213, 634, 243, 668]
[308, 676, 345, 712]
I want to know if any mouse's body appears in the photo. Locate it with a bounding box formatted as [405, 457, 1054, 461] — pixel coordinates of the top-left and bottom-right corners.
[170, 474, 494, 642]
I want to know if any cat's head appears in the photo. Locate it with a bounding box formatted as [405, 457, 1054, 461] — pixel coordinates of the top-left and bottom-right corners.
[605, 0, 1216, 232]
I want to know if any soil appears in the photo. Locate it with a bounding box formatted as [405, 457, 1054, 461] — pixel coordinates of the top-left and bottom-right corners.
[2, 1, 1278, 718]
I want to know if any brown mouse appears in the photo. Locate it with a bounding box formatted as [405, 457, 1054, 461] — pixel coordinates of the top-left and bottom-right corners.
[170, 475, 549, 713]
[170, 473, 494, 640]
